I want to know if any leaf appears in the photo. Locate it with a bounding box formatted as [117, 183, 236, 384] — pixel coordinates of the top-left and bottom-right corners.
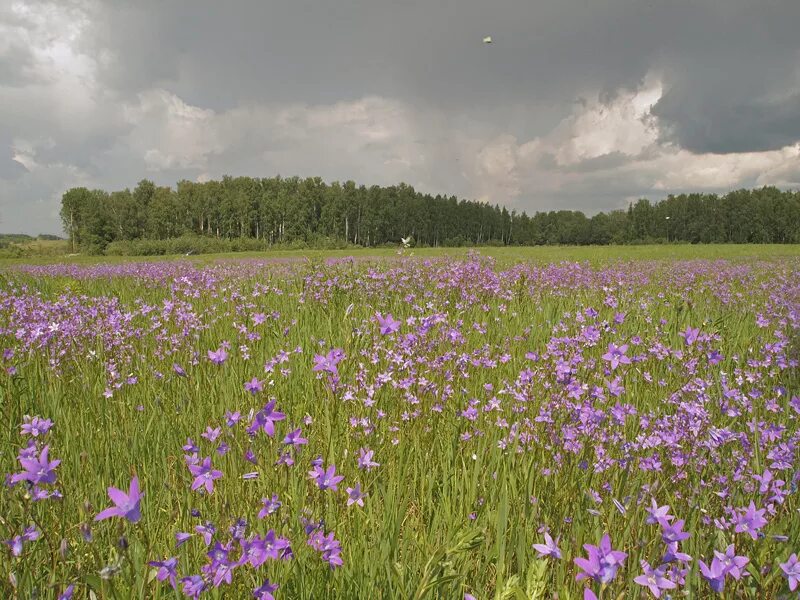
[525, 559, 549, 599]
[495, 482, 509, 591]
[83, 574, 103, 591]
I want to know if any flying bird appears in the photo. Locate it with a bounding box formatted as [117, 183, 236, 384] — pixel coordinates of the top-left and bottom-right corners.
[401, 237, 412, 248]
[483, 36, 492, 44]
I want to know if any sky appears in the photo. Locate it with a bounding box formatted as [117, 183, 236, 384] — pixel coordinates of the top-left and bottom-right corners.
[2, 0, 800, 235]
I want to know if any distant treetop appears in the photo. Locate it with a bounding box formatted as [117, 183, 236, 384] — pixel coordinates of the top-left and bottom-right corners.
[59, 176, 800, 254]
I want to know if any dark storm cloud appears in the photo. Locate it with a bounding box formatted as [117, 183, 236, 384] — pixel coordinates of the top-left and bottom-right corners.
[1, 0, 800, 234]
[649, 1, 800, 153]
[90, 0, 800, 130]
[92, 0, 655, 110]
[87, 0, 800, 150]
[655, 89, 800, 154]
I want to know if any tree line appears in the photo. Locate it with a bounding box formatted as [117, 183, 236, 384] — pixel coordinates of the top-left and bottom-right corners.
[60, 176, 800, 253]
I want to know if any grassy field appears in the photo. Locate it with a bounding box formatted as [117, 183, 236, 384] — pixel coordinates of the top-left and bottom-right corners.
[0, 247, 798, 599]
[1, 243, 799, 267]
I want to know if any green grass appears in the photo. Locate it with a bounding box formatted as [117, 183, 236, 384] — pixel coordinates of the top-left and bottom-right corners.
[1, 243, 799, 268]
[0, 249, 798, 599]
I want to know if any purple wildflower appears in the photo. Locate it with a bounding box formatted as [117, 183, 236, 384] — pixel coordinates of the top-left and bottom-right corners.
[734, 502, 767, 540]
[263, 529, 292, 561]
[211, 560, 235, 587]
[698, 558, 726, 592]
[357, 447, 380, 471]
[276, 452, 294, 467]
[376, 312, 401, 335]
[646, 498, 673, 524]
[188, 457, 223, 494]
[633, 561, 676, 598]
[195, 522, 215, 545]
[308, 529, 343, 568]
[22, 525, 39, 542]
[258, 494, 281, 518]
[780, 554, 800, 591]
[11, 445, 60, 486]
[681, 326, 700, 345]
[148, 556, 179, 588]
[207, 347, 228, 365]
[532, 532, 562, 559]
[753, 469, 781, 495]
[253, 580, 279, 600]
[8, 536, 26, 557]
[95, 476, 143, 523]
[79, 523, 92, 542]
[229, 518, 247, 540]
[660, 519, 690, 544]
[346, 483, 366, 507]
[20, 415, 53, 437]
[601, 343, 631, 370]
[309, 464, 344, 491]
[244, 377, 263, 395]
[575, 533, 627, 584]
[312, 349, 344, 376]
[248, 399, 285, 437]
[57, 584, 75, 600]
[180, 575, 206, 598]
[201, 426, 221, 442]
[207, 541, 235, 587]
[713, 545, 749, 580]
[282, 428, 308, 447]
[662, 542, 692, 563]
[239, 535, 268, 568]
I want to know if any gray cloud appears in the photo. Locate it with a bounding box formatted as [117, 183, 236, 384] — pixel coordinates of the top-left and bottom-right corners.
[0, 152, 27, 180]
[1, 0, 800, 234]
[655, 90, 800, 154]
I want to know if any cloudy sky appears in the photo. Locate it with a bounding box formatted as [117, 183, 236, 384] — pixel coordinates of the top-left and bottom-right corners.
[2, 0, 800, 234]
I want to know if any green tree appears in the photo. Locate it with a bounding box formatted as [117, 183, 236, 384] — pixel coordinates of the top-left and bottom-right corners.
[60, 187, 92, 252]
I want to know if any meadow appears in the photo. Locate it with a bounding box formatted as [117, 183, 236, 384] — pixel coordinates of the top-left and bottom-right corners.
[2, 243, 800, 266]
[0, 246, 798, 599]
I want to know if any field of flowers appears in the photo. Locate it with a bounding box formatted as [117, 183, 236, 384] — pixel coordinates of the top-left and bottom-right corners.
[0, 252, 798, 599]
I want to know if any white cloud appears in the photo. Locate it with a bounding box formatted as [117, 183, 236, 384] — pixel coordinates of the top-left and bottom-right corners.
[462, 75, 800, 209]
[474, 135, 523, 199]
[552, 76, 663, 166]
[123, 89, 221, 170]
[117, 91, 431, 186]
[650, 146, 800, 190]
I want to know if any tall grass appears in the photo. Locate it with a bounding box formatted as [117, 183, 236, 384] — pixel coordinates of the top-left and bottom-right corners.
[0, 252, 798, 599]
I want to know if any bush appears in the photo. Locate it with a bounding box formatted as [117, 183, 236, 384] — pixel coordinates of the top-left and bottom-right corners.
[442, 236, 468, 247]
[0, 245, 27, 258]
[103, 235, 359, 256]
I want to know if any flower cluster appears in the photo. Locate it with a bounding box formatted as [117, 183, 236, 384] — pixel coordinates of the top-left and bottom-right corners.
[2, 255, 799, 598]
